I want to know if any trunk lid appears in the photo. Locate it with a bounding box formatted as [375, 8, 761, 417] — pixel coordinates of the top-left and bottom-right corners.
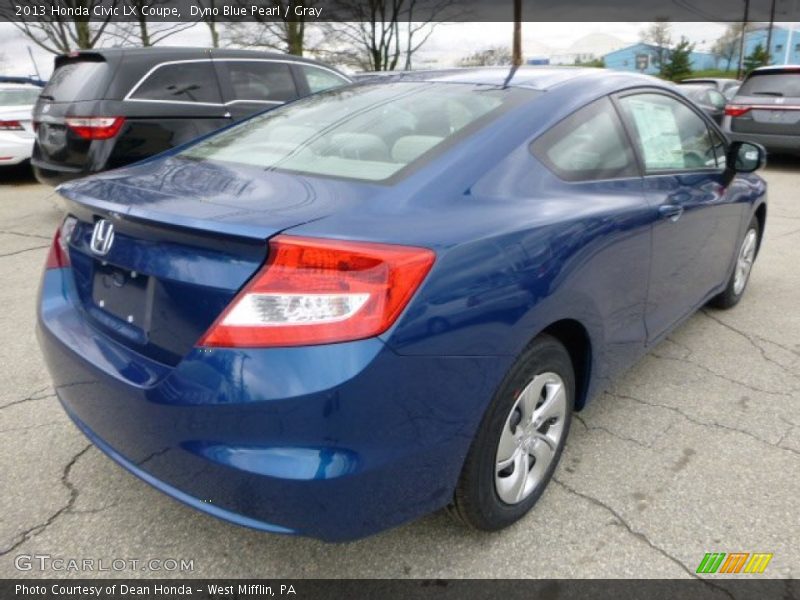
[58, 157, 367, 365]
[730, 69, 800, 135]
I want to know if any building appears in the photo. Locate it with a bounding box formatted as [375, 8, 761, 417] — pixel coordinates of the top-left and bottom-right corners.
[549, 33, 626, 65]
[737, 24, 800, 66]
[604, 42, 718, 75]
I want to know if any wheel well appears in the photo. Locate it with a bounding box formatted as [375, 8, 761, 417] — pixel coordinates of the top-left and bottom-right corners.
[755, 203, 767, 254]
[540, 319, 592, 411]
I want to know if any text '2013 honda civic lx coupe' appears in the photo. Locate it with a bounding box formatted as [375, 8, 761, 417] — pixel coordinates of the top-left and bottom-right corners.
[37, 67, 767, 541]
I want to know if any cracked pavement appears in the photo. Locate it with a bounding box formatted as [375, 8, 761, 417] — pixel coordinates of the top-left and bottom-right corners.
[0, 161, 798, 580]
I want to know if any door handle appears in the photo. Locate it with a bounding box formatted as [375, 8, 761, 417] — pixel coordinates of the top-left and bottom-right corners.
[658, 204, 684, 222]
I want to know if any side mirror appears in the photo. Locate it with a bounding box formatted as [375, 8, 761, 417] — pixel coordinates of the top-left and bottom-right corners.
[726, 141, 767, 173]
[708, 90, 726, 110]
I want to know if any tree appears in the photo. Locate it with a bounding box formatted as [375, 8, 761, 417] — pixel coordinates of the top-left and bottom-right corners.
[459, 46, 512, 67]
[744, 42, 770, 73]
[660, 37, 694, 81]
[224, 1, 311, 55]
[193, 0, 221, 48]
[0, 0, 118, 53]
[105, 1, 195, 47]
[640, 18, 672, 70]
[712, 23, 745, 72]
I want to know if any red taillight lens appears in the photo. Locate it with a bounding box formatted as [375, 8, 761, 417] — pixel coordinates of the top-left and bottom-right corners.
[199, 235, 436, 348]
[725, 105, 751, 117]
[65, 117, 125, 140]
[0, 120, 24, 131]
[45, 217, 77, 269]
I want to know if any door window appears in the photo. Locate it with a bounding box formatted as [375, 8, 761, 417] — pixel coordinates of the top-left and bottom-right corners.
[618, 93, 717, 172]
[129, 61, 222, 104]
[531, 96, 638, 181]
[226, 61, 297, 103]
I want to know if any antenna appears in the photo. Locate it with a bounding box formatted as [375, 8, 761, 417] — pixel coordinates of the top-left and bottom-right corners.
[27, 47, 41, 81]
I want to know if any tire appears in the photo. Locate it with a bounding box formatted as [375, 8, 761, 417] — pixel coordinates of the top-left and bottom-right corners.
[450, 334, 574, 531]
[709, 216, 760, 310]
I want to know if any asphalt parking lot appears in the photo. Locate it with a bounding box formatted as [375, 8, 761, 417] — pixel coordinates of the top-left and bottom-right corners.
[0, 161, 798, 580]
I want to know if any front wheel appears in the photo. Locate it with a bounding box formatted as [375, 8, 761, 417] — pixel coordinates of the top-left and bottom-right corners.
[450, 335, 574, 531]
[709, 216, 760, 309]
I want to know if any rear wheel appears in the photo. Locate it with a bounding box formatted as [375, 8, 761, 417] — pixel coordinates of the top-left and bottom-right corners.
[710, 216, 760, 309]
[450, 335, 573, 530]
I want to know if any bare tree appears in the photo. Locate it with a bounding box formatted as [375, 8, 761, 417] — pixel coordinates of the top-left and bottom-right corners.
[0, 0, 119, 53]
[328, 1, 405, 71]
[193, 0, 221, 47]
[401, 0, 457, 70]
[712, 23, 745, 72]
[223, 1, 312, 55]
[640, 18, 672, 70]
[105, 1, 195, 47]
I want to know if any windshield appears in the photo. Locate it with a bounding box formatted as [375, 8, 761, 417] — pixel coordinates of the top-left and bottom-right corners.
[182, 82, 535, 182]
[41, 60, 110, 102]
[0, 88, 40, 106]
[738, 72, 800, 98]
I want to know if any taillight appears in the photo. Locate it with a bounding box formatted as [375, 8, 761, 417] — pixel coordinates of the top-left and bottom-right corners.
[0, 120, 24, 131]
[65, 117, 125, 140]
[725, 105, 751, 117]
[199, 235, 435, 348]
[45, 217, 77, 269]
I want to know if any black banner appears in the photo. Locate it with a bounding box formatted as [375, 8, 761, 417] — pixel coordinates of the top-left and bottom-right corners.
[1, 0, 799, 23]
[2, 579, 799, 600]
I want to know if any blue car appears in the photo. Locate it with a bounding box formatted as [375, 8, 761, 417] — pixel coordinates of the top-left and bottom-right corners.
[37, 67, 767, 541]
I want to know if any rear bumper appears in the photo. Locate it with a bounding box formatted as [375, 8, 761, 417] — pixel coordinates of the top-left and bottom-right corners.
[37, 268, 505, 541]
[0, 132, 34, 165]
[31, 158, 87, 185]
[723, 126, 800, 154]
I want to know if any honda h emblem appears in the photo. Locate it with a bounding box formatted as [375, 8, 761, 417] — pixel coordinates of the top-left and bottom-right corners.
[90, 219, 115, 256]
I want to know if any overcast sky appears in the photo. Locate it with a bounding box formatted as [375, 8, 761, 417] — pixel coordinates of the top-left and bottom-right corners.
[0, 21, 758, 78]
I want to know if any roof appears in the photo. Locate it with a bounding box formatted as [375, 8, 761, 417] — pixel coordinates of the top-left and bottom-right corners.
[352, 66, 657, 91]
[751, 64, 800, 73]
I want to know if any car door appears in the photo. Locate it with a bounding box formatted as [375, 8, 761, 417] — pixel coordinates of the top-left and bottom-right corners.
[215, 59, 300, 121]
[615, 90, 743, 343]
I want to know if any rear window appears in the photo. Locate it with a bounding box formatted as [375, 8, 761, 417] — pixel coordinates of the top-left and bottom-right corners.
[41, 61, 110, 102]
[738, 71, 800, 98]
[0, 88, 40, 105]
[181, 82, 534, 182]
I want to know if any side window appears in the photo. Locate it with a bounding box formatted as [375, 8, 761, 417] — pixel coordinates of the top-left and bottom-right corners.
[531, 96, 638, 182]
[226, 61, 297, 103]
[301, 65, 348, 94]
[618, 93, 717, 172]
[130, 62, 221, 104]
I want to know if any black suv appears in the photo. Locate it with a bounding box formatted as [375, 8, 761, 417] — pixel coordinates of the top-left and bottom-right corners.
[32, 47, 351, 185]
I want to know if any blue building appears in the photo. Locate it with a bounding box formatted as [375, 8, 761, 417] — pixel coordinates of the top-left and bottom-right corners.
[604, 42, 719, 75]
[734, 25, 800, 67]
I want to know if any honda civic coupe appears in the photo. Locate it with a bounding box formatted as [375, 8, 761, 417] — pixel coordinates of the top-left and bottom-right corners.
[37, 67, 767, 541]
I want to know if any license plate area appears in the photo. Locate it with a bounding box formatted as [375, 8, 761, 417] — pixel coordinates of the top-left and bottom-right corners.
[92, 263, 151, 329]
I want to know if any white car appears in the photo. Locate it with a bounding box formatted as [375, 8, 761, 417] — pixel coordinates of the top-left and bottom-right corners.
[0, 83, 41, 166]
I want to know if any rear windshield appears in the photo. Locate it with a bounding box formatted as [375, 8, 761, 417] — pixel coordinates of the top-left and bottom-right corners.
[738, 71, 800, 98]
[182, 82, 535, 182]
[41, 60, 111, 102]
[0, 88, 40, 105]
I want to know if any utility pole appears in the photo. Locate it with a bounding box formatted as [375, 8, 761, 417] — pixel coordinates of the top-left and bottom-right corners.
[765, 0, 777, 65]
[512, 0, 522, 66]
[737, 0, 751, 79]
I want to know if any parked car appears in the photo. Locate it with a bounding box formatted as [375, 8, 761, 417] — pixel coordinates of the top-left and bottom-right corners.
[680, 77, 740, 95]
[722, 65, 800, 155]
[38, 67, 767, 541]
[724, 83, 741, 101]
[677, 83, 727, 124]
[0, 82, 41, 166]
[31, 47, 351, 185]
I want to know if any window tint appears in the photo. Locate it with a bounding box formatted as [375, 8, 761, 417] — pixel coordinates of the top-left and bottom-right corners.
[531, 96, 638, 181]
[42, 61, 110, 102]
[130, 62, 221, 104]
[226, 61, 297, 102]
[738, 72, 800, 97]
[301, 65, 348, 93]
[618, 93, 717, 172]
[182, 82, 534, 182]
